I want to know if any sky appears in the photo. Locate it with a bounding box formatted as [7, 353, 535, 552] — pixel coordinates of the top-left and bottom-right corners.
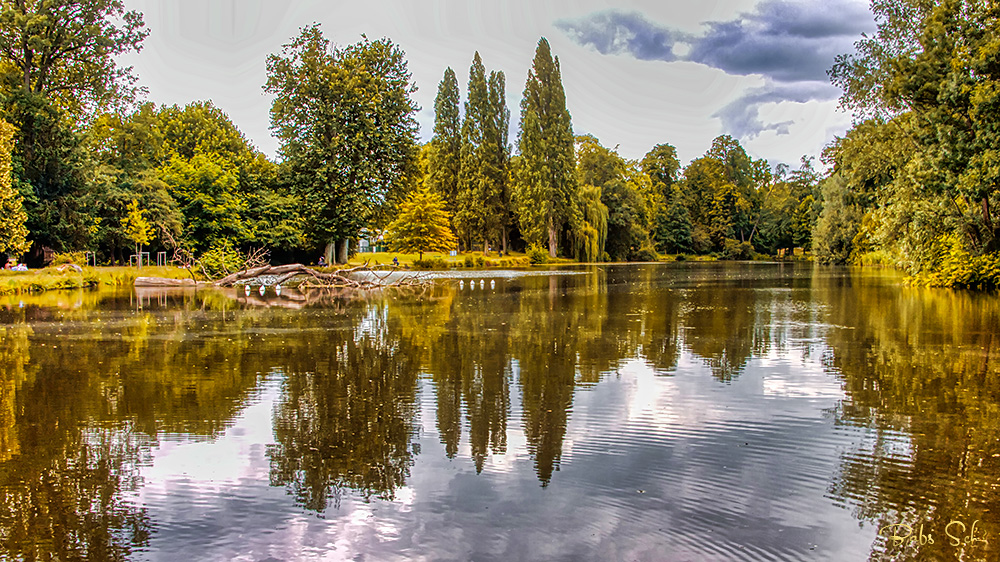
[117, 0, 877, 167]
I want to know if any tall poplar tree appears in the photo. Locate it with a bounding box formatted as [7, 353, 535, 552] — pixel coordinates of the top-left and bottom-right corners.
[485, 70, 511, 253]
[457, 53, 510, 253]
[427, 67, 461, 223]
[457, 53, 489, 249]
[514, 38, 577, 257]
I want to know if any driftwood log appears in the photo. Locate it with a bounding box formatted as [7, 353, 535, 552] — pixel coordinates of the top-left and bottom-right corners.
[214, 263, 425, 289]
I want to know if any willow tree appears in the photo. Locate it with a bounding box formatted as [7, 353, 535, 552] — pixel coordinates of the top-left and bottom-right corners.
[265, 25, 419, 264]
[513, 38, 578, 258]
[0, 119, 28, 258]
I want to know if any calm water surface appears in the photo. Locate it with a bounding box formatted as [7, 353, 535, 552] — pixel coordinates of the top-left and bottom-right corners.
[1, 263, 998, 561]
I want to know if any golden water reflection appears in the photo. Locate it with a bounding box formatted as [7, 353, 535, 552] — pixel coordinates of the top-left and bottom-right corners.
[0, 263, 996, 560]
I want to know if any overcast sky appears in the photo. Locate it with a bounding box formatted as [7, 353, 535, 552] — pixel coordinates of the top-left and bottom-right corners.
[117, 0, 876, 167]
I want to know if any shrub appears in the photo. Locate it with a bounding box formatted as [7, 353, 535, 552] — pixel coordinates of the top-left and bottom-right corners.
[629, 243, 658, 262]
[52, 251, 87, 266]
[474, 256, 485, 267]
[198, 240, 246, 279]
[527, 245, 550, 264]
[914, 235, 1000, 290]
[721, 239, 753, 261]
[464, 255, 474, 267]
[413, 257, 449, 270]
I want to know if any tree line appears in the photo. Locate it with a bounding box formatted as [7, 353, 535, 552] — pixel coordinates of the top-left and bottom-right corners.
[0, 0, 996, 289]
[0, 1, 820, 269]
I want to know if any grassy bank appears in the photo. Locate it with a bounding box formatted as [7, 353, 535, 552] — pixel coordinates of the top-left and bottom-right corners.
[0, 265, 197, 296]
[348, 251, 535, 269]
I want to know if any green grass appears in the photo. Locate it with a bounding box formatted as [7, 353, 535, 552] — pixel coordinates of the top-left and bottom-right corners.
[0, 265, 200, 296]
[348, 251, 531, 269]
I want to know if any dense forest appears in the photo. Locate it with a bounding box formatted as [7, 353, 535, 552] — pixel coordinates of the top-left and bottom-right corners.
[0, 0, 997, 288]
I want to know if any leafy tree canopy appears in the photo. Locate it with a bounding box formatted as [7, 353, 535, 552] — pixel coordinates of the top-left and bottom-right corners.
[265, 24, 419, 251]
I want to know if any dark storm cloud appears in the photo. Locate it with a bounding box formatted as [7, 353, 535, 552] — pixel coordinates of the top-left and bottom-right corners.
[688, 0, 873, 82]
[556, 0, 873, 82]
[713, 80, 840, 138]
[555, 11, 682, 62]
[556, 1, 874, 136]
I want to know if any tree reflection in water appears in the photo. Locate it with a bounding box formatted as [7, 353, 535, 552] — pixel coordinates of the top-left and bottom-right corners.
[267, 304, 421, 510]
[0, 307, 153, 561]
[2, 264, 998, 561]
[818, 270, 1000, 561]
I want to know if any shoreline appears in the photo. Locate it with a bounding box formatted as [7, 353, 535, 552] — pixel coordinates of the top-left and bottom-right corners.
[0, 258, 814, 296]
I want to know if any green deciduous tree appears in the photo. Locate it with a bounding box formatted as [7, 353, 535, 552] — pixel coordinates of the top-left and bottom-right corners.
[653, 186, 693, 254]
[642, 143, 681, 200]
[813, 173, 863, 264]
[0, 0, 148, 255]
[85, 101, 298, 262]
[575, 134, 652, 261]
[828, 0, 1000, 284]
[385, 188, 457, 260]
[706, 134, 771, 246]
[513, 37, 578, 258]
[0, 0, 147, 116]
[0, 118, 29, 258]
[265, 25, 419, 264]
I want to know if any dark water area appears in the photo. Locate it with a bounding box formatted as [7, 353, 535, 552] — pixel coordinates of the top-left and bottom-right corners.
[0, 262, 998, 561]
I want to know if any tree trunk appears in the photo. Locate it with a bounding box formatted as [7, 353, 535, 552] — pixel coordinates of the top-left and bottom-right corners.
[483, 239, 489, 255]
[502, 227, 508, 254]
[547, 217, 557, 258]
[324, 241, 335, 265]
[336, 238, 350, 264]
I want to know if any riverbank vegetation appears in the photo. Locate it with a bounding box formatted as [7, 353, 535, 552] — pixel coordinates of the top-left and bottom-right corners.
[0, 265, 195, 296]
[815, 0, 1000, 289]
[0, 0, 995, 289]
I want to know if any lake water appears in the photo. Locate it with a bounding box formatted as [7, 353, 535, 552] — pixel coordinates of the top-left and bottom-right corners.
[1, 263, 997, 561]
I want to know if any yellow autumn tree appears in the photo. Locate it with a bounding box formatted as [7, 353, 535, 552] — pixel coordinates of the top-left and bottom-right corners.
[384, 188, 457, 260]
[120, 199, 153, 267]
[0, 119, 29, 259]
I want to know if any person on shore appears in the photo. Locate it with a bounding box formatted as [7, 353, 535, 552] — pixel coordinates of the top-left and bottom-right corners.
[3, 259, 12, 270]
[392, 256, 399, 267]
[318, 256, 326, 267]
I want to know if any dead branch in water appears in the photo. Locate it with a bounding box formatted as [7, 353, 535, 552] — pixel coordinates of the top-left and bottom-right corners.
[213, 262, 429, 289]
